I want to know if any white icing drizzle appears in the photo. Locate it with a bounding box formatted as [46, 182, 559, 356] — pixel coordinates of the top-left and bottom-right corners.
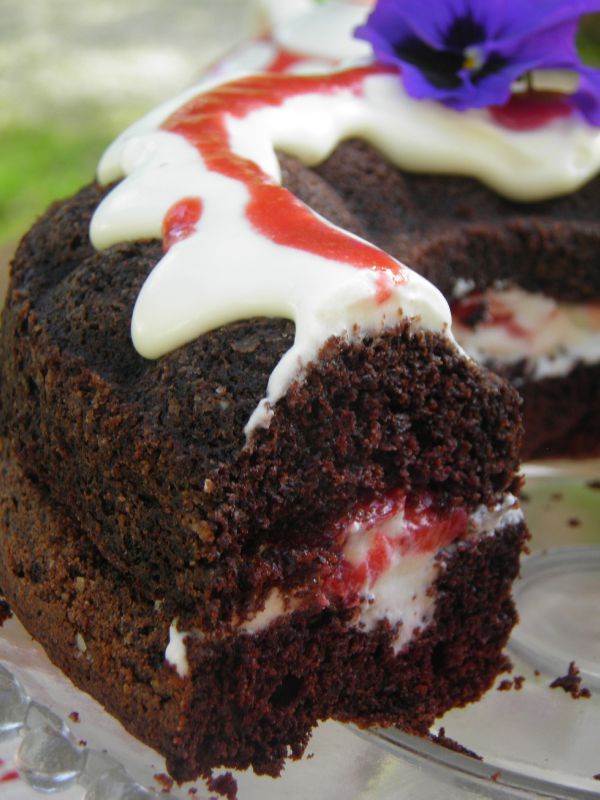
[90, 0, 600, 437]
[92, 69, 455, 432]
[453, 288, 600, 380]
[91, 63, 600, 433]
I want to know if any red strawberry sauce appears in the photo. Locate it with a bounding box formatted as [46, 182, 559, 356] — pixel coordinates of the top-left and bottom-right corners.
[267, 47, 330, 74]
[161, 65, 405, 288]
[162, 197, 204, 251]
[323, 490, 468, 608]
[490, 91, 573, 131]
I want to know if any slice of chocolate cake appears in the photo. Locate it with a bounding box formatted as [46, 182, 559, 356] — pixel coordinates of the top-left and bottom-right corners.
[282, 138, 600, 461]
[246, 1, 600, 461]
[0, 63, 528, 781]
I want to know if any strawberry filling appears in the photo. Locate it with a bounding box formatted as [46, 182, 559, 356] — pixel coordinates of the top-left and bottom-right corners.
[323, 490, 468, 608]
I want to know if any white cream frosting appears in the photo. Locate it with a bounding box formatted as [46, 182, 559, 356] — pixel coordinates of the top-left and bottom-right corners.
[92, 69, 457, 432]
[165, 494, 523, 673]
[92, 63, 600, 432]
[240, 495, 522, 653]
[453, 288, 600, 380]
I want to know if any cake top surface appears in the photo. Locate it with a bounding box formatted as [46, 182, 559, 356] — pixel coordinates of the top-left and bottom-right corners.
[90, 0, 600, 432]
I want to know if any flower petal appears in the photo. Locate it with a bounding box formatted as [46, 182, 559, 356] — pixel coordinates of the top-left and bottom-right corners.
[498, 19, 580, 66]
[485, 0, 600, 43]
[355, 0, 600, 120]
[356, 0, 488, 52]
[572, 66, 600, 125]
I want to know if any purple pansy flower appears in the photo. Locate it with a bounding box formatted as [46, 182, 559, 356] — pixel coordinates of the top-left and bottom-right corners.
[355, 0, 600, 124]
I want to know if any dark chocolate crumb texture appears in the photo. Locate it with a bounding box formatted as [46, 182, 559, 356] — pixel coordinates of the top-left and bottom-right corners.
[0, 55, 539, 780]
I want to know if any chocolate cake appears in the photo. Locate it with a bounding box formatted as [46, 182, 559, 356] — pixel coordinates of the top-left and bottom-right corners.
[281, 139, 600, 461]
[246, 1, 600, 461]
[0, 64, 530, 781]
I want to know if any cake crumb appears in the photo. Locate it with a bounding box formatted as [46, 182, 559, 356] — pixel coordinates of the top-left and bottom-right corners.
[0, 598, 11, 626]
[549, 662, 591, 699]
[68, 711, 80, 723]
[429, 727, 482, 760]
[497, 675, 524, 691]
[206, 771, 238, 800]
[153, 773, 174, 792]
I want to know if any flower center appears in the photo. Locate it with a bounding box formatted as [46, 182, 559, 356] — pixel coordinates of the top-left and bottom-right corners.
[463, 45, 484, 72]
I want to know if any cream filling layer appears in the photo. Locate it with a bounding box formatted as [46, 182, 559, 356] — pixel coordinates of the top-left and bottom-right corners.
[453, 287, 600, 380]
[165, 495, 522, 678]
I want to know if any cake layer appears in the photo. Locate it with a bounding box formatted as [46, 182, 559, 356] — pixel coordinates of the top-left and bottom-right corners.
[0, 184, 522, 630]
[0, 438, 527, 780]
[450, 288, 600, 458]
[498, 362, 600, 460]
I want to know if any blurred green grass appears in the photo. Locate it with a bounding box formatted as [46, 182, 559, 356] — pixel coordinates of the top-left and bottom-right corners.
[0, 15, 598, 249]
[0, 124, 115, 247]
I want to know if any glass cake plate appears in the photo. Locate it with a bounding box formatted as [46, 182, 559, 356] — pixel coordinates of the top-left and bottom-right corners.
[0, 459, 599, 800]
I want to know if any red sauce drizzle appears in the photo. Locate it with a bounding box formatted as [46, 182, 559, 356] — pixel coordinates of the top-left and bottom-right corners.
[163, 197, 204, 251]
[161, 66, 405, 281]
[267, 48, 328, 74]
[0, 771, 20, 783]
[324, 490, 468, 607]
[490, 91, 573, 131]
[374, 272, 394, 305]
